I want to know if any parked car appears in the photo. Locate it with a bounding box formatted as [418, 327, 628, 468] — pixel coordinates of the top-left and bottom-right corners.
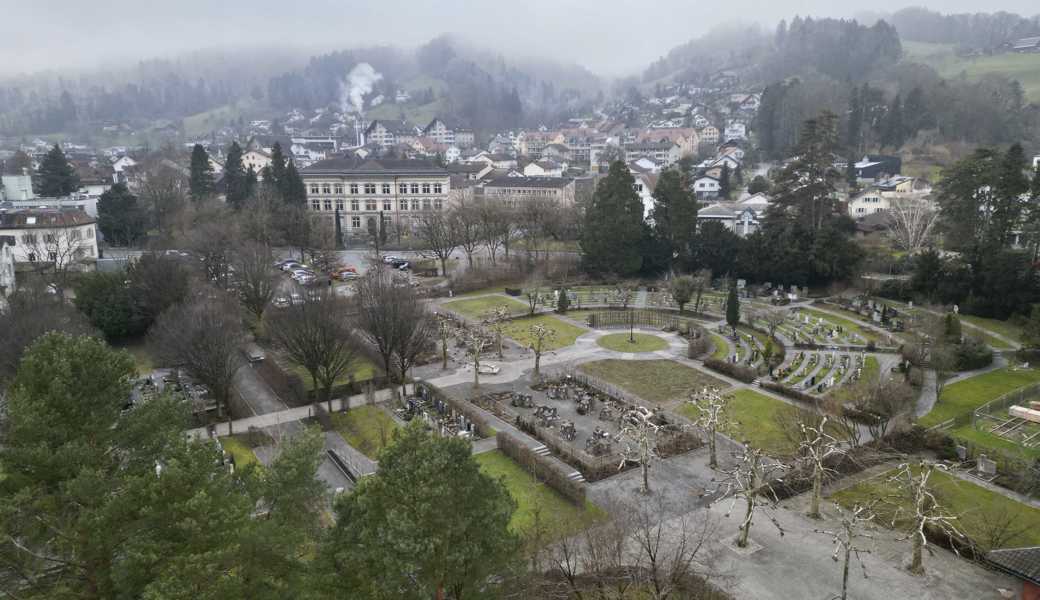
[243, 343, 265, 363]
[280, 261, 302, 272]
[382, 255, 403, 264]
[290, 293, 304, 305]
[333, 270, 360, 281]
[272, 296, 290, 308]
[394, 261, 410, 270]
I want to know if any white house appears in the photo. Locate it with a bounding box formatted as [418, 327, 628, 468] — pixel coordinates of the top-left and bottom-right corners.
[1, 174, 34, 201]
[693, 175, 721, 199]
[848, 190, 890, 218]
[0, 240, 14, 298]
[723, 122, 747, 141]
[0, 208, 98, 267]
[1033, 154, 1040, 169]
[112, 156, 137, 174]
[632, 173, 658, 220]
[523, 159, 565, 178]
[242, 150, 272, 174]
[697, 194, 771, 237]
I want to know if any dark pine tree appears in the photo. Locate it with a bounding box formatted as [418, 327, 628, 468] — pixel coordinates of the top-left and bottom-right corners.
[224, 142, 246, 208]
[725, 279, 740, 336]
[719, 164, 732, 200]
[188, 144, 215, 202]
[282, 161, 307, 205]
[580, 161, 646, 277]
[269, 142, 287, 189]
[37, 144, 80, 197]
[97, 183, 146, 247]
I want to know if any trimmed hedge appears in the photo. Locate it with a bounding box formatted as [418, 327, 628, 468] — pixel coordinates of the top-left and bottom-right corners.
[759, 381, 817, 405]
[702, 357, 757, 383]
[496, 431, 587, 506]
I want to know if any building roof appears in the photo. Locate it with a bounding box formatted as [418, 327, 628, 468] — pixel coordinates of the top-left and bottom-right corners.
[987, 547, 1040, 585]
[1012, 36, 1040, 49]
[302, 157, 446, 176]
[0, 208, 95, 229]
[484, 177, 573, 189]
[698, 203, 736, 218]
[365, 120, 418, 136]
[446, 163, 488, 174]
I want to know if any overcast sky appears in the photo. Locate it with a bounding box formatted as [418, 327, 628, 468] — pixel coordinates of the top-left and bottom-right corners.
[4, 0, 1039, 77]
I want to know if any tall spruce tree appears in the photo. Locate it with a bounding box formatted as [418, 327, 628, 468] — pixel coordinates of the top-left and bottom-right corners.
[188, 144, 215, 202]
[224, 142, 246, 208]
[989, 143, 1031, 248]
[243, 166, 258, 204]
[36, 144, 80, 196]
[581, 161, 646, 276]
[719, 164, 732, 200]
[97, 183, 146, 246]
[282, 161, 307, 205]
[726, 280, 740, 335]
[269, 142, 287, 188]
[650, 168, 699, 269]
[881, 93, 905, 150]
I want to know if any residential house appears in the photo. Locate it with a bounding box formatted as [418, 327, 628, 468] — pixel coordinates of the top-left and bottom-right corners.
[111, 156, 137, 174]
[0, 239, 14, 300]
[847, 190, 890, 218]
[692, 175, 721, 199]
[632, 173, 659, 220]
[301, 157, 450, 239]
[242, 149, 272, 174]
[723, 122, 747, 141]
[1032, 154, 1040, 169]
[0, 208, 98, 267]
[853, 155, 902, 182]
[446, 162, 493, 181]
[876, 175, 930, 196]
[698, 126, 720, 145]
[523, 159, 565, 178]
[455, 129, 476, 149]
[696, 194, 771, 236]
[638, 128, 699, 157]
[1011, 36, 1040, 52]
[692, 114, 711, 129]
[625, 140, 682, 167]
[363, 120, 419, 148]
[1, 174, 34, 201]
[422, 118, 456, 145]
[542, 143, 572, 162]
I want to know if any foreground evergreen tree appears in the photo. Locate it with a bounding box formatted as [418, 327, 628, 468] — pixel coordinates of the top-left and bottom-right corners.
[317, 423, 518, 600]
[37, 143, 80, 196]
[581, 160, 646, 276]
[282, 160, 308, 205]
[188, 143, 216, 202]
[726, 279, 741, 335]
[97, 182, 147, 246]
[0, 333, 326, 598]
[268, 141, 287, 188]
[224, 141, 246, 208]
[651, 168, 699, 269]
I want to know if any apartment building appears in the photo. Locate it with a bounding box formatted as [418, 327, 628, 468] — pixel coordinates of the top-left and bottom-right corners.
[478, 177, 576, 206]
[301, 157, 451, 237]
[0, 208, 98, 267]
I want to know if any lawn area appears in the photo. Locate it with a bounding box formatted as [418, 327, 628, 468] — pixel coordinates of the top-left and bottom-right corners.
[219, 436, 260, 469]
[597, 332, 669, 353]
[958, 315, 1022, 345]
[833, 467, 1040, 548]
[443, 295, 530, 319]
[680, 389, 803, 457]
[948, 423, 1040, 460]
[330, 406, 401, 460]
[475, 450, 605, 537]
[501, 314, 586, 351]
[919, 367, 1040, 428]
[710, 334, 730, 360]
[580, 359, 728, 406]
[903, 41, 1040, 102]
[289, 355, 379, 391]
[800, 308, 878, 343]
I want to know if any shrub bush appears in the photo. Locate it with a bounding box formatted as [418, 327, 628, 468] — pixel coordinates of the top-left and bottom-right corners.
[955, 338, 993, 371]
[702, 358, 757, 383]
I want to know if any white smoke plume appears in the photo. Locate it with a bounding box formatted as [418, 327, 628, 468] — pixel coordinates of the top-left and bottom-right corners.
[340, 63, 383, 114]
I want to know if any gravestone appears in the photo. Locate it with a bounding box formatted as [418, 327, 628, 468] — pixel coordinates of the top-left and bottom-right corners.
[955, 445, 967, 460]
[977, 454, 997, 477]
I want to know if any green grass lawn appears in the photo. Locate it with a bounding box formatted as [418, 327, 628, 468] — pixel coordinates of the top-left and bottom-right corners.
[330, 406, 401, 460]
[597, 332, 669, 353]
[219, 436, 260, 469]
[681, 389, 803, 457]
[500, 314, 586, 351]
[580, 359, 728, 406]
[443, 295, 530, 319]
[833, 467, 1040, 549]
[289, 356, 379, 391]
[710, 334, 730, 360]
[800, 308, 878, 343]
[948, 423, 1040, 460]
[903, 41, 1040, 102]
[475, 450, 605, 538]
[958, 315, 1023, 345]
[919, 367, 1040, 428]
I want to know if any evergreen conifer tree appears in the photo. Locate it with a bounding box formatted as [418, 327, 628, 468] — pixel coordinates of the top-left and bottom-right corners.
[188, 144, 215, 202]
[580, 161, 646, 276]
[37, 144, 80, 196]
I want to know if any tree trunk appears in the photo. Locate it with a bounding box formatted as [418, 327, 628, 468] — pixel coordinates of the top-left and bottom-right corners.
[738, 496, 753, 548]
[440, 257, 448, 277]
[641, 462, 650, 494]
[441, 336, 448, 369]
[841, 537, 851, 600]
[909, 529, 924, 574]
[708, 428, 718, 469]
[473, 356, 480, 389]
[809, 466, 822, 519]
[497, 333, 503, 359]
[533, 352, 541, 379]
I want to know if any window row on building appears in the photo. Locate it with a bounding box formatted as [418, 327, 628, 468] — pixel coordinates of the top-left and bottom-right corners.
[308, 182, 444, 196]
[309, 198, 445, 212]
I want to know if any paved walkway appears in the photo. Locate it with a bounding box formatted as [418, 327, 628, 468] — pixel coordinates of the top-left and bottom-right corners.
[915, 354, 1008, 419]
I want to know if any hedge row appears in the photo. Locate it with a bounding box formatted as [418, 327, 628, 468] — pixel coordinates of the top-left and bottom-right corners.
[496, 431, 587, 506]
[758, 381, 818, 405]
[702, 358, 757, 383]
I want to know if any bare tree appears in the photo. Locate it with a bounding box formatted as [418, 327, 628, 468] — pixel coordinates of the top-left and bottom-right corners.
[616, 409, 666, 494]
[393, 306, 435, 398]
[21, 214, 93, 296]
[628, 495, 718, 599]
[477, 199, 509, 265]
[354, 267, 426, 386]
[466, 327, 492, 389]
[688, 387, 730, 469]
[761, 309, 787, 340]
[524, 273, 544, 316]
[435, 313, 453, 370]
[414, 210, 459, 276]
[452, 201, 483, 268]
[306, 214, 339, 274]
[886, 199, 939, 254]
[691, 269, 712, 314]
[799, 416, 846, 519]
[669, 275, 695, 313]
[712, 443, 789, 548]
[186, 208, 239, 289]
[482, 306, 510, 359]
[149, 292, 244, 425]
[814, 502, 877, 600]
[139, 160, 188, 238]
[233, 241, 277, 323]
[267, 291, 358, 412]
[239, 184, 283, 246]
[885, 461, 964, 574]
[528, 323, 557, 381]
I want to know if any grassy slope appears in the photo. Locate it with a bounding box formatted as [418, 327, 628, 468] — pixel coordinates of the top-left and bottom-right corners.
[596, 333, 669, 353]
[919, 367, 1040, 428]
[580, 359, 728, 406]
[330, 406, 400, 460]
[475, 450, 605, 537]
[219, 436, 260, 468]
[833, 467, 1040, 548]
[682, 389, 803, 457]
[903, 41, 1040, 102]
[183, 98, 263, 137]
[958, 314, 1023, 344]
[501, 314, 586, 351]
